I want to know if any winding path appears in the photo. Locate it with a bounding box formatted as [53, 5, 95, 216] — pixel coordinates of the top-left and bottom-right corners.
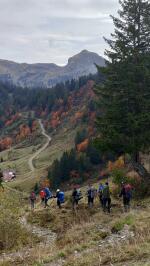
[4, 119, 51, 188]
[28, 119, 51, 172]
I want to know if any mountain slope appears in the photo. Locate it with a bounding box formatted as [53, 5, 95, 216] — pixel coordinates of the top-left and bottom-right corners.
[0, 50, 105, 88]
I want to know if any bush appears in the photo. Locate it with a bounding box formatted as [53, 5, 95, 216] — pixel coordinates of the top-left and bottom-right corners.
[111, 215, 134, 233]
[112, 168, 127, 185]
[111, 168, 148, 199]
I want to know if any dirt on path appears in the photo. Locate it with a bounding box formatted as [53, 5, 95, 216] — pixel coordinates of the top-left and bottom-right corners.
[28, 119, 51, 172]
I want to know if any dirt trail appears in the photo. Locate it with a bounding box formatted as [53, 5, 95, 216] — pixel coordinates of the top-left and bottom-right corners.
[28, 119, 51, 172]
[4, 119, 51, 190]
[20, 215, 57, 245]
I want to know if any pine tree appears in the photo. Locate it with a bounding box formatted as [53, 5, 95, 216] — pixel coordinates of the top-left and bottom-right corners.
[95, 0, 150, 180]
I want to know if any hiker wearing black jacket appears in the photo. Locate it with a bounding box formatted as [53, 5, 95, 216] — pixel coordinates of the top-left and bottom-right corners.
[87, 185, 96, 208]
[102, 182, 111, 213]
[0, 170, 4, 190]
[119, 182, 132, 212]
[72, 188, 79, 210]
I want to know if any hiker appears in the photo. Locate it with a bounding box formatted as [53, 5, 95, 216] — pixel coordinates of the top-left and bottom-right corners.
[72, 187, 79, 210]
[98, 183, 104, 207]
[56, 189, 65, 208]
[29, 191, 36, 210]
[87, 184, 96, 208]
[77, 189, 83, 201]
[39, 189, 46, 205]
[44, 187, 52, 208]
[0, 169, 4, 191]
[102, 182, 111, 213]
[119, 182, 132, 212]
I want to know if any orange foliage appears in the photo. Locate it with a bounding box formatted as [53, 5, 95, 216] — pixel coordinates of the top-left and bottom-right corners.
[41, 178, 50, 188]
[15, 124, 31, 143]
[88, 126, 95, 137]
[5, 113, 22, 127]
[50, 119, 60, 129]
[0, 137, 13, 150]
[75, 111, 84, 120]
[77, 138, 89, 152]
[108, 156, 125, 172]
[19, 125, 31, 139]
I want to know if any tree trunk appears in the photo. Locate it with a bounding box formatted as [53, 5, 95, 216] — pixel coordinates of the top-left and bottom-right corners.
[131, 156, 150, 181]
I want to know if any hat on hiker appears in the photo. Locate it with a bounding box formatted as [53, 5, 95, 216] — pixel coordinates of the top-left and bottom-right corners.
[56, 189, 60, 192]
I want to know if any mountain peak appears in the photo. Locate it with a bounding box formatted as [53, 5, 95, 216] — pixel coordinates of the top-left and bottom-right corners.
[0, 50, 105, 88]
[67, 50, 105, 67]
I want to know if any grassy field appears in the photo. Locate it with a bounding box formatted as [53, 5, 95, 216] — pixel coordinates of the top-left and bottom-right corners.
[0, 120, 80, 192]
[26, 191, 150, 266]
[1, 181, 150, 266]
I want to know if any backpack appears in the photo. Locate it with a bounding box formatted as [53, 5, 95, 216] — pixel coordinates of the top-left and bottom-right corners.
[99, 185, 104, 196]
[124, 184, 132, 199]
[44, 187, 52, 199]
[75, 189, 82, 201]
[40, 190, 46, 199]
[102, 185, 110, 198]
[88, 188, 95, 199]
[58, 192, 65, 203]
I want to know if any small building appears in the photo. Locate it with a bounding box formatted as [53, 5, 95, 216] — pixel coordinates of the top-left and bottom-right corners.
[2, 169, 16, 182]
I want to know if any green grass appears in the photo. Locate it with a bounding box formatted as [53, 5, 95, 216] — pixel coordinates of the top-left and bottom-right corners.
[111, 214, 134, 233]
[0, 121, 80, 192]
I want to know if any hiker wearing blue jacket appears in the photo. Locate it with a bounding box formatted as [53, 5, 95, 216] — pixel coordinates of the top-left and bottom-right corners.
[44, 187, 52, 208]
[56, 189, 65, 208]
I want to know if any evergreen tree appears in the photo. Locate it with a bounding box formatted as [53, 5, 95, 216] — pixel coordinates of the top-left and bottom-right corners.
[95, 0, 150, 180]
[75, 129, 87, 146]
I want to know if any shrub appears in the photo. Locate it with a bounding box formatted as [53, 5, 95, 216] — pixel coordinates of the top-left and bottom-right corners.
[111, 215, 134, 233]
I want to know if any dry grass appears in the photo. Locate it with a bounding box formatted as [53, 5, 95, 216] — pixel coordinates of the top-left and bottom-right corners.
[0, 190, 38, 255]
[1, 185, 150, 266]
[24, 194, 150, 266]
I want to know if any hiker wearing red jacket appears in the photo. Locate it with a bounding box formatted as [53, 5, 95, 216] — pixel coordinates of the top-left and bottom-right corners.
[40, 189, 46, 205]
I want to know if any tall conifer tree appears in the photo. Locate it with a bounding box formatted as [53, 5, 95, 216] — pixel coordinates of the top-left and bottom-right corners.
[95, 0, 150, 180]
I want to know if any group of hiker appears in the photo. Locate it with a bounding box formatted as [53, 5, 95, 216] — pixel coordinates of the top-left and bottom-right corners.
[29, 181, 132, 213]
[30, 187, 65, 209]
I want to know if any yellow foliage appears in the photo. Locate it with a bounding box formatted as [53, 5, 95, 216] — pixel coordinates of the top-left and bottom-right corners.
[108, 156, 125, 172]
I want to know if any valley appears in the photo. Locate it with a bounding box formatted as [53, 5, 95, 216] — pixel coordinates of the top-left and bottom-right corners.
[0, 0, 150, 263]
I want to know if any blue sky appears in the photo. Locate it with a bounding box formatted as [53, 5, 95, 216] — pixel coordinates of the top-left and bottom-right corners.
[0, 0, 119, 65]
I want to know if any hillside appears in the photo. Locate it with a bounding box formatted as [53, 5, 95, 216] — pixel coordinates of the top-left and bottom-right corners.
[0, 182, 150, 266]
[0, 76, 99, 191]
[0, 50, 105, 88]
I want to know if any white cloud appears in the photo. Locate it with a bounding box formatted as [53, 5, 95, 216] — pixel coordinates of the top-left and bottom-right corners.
[0, 0, 119, 64]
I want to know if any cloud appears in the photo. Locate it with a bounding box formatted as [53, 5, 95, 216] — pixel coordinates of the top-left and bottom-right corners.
[0, 0, 119, 64]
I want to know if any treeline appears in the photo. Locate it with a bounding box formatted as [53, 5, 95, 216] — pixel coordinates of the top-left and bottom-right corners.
[48, 130, 102, 188]
[0, 73, 102, 129]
